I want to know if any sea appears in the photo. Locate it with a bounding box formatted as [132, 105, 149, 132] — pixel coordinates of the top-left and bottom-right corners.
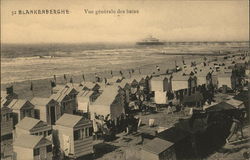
[1, 42, 249, 84]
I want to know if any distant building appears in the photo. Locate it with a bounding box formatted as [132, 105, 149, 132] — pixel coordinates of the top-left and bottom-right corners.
[13, 134, 52, 160]
[7, 99, 35, 126]
[14, 117, 52, 139]
[31, 97, 61, 125]
[50, 84, 78, 115]
[54, 114, 93, 158]
[141, 137, 176, 160]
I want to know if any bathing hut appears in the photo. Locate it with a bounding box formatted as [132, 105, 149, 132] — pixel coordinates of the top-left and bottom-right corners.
[14, 117, 52, 139]
[217, 73, 235, 90]
[50, 84, 78, 115]
[77, 90, 97, 113]
[31, 97, 61, 125]
[13, 134, 53, 160]
[172, 75, 197, 91]
[54, 114, 93, 158]
[7, 99, 35, 126]
[150, 75, 171, 92]
[90, 85, 125, 121]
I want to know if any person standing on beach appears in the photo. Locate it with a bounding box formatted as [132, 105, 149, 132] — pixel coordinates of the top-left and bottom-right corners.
[156, 65, 160, 72]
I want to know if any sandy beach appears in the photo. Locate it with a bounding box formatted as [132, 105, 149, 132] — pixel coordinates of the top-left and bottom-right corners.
[1, 54, 206, 100]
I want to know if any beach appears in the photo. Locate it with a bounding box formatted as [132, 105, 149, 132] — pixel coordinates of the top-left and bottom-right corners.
[1, 42, 248, 100]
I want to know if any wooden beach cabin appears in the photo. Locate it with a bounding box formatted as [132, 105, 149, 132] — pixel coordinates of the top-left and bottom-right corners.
[13, 134, 53, 160]
[217, 73, 235, 90]
[31, 97, 61, 125]
[14, 117, 52, 139]
[150, 75, 172, 92]
[1, 103, 14, 157]
[90, 85, 125, 121]
[171, 75, 197, 92]
[141, 138, 176, 160]
[7, 99, 35, 126]
[50, 84, 78, 115]
[77, 90, 96, 113]
[54, 114, 93, 158]
[118, 80, 132, 105]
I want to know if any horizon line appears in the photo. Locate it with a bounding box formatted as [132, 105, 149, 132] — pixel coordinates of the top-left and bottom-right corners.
[1, 40, 249, 45]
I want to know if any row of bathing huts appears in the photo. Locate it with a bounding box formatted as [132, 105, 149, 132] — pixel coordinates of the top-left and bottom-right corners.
[1, 52, 249, 160]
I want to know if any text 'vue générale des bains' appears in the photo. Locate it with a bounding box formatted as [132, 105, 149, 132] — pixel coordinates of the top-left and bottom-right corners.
[84, 9, 139, 15]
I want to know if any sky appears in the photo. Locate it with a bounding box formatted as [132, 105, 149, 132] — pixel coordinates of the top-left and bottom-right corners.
[1, 0, 249, 43]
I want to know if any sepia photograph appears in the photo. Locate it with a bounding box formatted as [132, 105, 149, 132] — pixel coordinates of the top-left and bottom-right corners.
[1, 0, 249, 160]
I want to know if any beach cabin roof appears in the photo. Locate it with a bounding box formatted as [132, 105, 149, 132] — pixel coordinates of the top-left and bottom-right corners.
[14, 134, 51, 149]
[8, 99, 34, 110]
[151, 75, 171, 81]
[107, 76, 124, 83]
[225, 99, 244, 108]
[143, 138, 174, 155]
[50, 85, 78, 102]
[172, 75, 190, 81]
[77, 90, 94, 98]
[205, 102, 236, 112]
[92, 86, 119, 106]
[15, 117, 48, 131]
[81, 82, 100, 91]
[56, 113, 90, 128]
[118, 80, 130, 89]
[31, 97, 57, 107]
[1, 98, 7, 107]
[157, 127, 190, 143]
[132, 75, 144, 82]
